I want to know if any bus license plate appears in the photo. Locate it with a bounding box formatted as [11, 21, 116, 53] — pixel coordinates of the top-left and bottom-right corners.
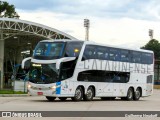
[37, 92, 43, 95]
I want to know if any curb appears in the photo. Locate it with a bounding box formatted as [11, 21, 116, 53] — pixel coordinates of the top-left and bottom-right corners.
[0, 94, 28, 97]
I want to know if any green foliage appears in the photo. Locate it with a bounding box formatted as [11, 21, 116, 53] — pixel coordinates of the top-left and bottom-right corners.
[0, 90, 27, 94]
[0, 1, 19, 18]
[141, 39, 160, 59]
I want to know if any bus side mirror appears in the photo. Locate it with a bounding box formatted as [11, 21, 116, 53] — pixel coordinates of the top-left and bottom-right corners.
[56, 57, 76, 69]
[21, 57, 32, 69]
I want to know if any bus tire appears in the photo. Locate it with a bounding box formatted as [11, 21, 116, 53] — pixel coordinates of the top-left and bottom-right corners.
[46, 96, 56, 101]
[133, 88, 141, 101]
[71, 87, 83, 101]
[59, 97, 67, 101]
[84, 87, 94, 101]
[126, 88, 134, 101]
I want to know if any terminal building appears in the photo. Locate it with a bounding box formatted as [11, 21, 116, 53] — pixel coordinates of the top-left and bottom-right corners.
[0, 18, 77, 89]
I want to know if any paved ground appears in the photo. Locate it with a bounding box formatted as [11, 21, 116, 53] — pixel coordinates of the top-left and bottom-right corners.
[0, 89, 159, 120]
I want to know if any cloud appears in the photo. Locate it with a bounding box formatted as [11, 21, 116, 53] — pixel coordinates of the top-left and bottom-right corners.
[5, 0, 160, 49]
[143, 0, 160, 20]
[6, 0, 159, 20]
[17, 10, 160, 49]
[5, 0, 54, 10]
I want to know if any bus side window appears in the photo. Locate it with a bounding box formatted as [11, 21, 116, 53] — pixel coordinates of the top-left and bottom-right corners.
[131, 51, 141, 63]
[141, 53, 153, 64]
[65, 42, 83, 57]
[96, 46, 108, 60]
[120, 50, 129, 62]
[82, 45, 96, 61]
[109, 48, 120, 61]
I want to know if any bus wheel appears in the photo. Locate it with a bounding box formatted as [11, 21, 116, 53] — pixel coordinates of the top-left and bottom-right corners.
[72, 87, 83, 101]
[84, 87, 94, 101]
[133, 88, 141, 101]
[46, 96, 56, 101]
[126, 88, 134, 101]
[59, 97, 67, 101]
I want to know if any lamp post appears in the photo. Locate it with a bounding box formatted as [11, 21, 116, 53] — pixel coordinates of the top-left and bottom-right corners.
[149, 29, 153, 40]
[84, 19, 90, 41]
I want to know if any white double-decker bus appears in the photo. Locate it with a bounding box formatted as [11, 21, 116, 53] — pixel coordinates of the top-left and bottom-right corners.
[22, 39, 154, 101]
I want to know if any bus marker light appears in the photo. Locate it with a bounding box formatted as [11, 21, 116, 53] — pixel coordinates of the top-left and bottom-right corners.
[74, 49, 79, 52]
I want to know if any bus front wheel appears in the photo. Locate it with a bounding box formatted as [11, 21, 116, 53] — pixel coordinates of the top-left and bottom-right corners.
[46, 96, 56, 101]
[84, 87, 94, 101]
[71, 87, 83, 101]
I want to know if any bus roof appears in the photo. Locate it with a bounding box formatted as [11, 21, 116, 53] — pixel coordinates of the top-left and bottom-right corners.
[40, 39, 83, 43]
[84, 41, 153, 53]
[40, 39, 153, 53]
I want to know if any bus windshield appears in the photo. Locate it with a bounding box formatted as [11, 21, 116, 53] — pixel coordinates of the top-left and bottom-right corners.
[29, 63, 59, 84]
[33, 42, 65, 59]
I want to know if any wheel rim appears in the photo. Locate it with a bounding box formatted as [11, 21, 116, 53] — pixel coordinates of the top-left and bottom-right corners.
[135, 89, 140, 99]
[86, 89, 93, 99]
[75, 89, 81, 99]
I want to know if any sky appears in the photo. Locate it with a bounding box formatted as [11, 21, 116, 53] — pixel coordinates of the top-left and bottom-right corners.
[5, 0, 160, 48]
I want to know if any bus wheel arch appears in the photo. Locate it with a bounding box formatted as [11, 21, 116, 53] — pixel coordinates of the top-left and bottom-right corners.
[133, 87, 142, 101]
[84, 86, 95, 101]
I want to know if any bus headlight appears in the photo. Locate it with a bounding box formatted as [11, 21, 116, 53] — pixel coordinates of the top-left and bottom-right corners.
[51, 85, 56, 90]
[27, 84, 31, 88]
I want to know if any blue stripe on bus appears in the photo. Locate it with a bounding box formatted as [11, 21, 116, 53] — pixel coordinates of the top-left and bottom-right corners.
[56, 82, 61, 94]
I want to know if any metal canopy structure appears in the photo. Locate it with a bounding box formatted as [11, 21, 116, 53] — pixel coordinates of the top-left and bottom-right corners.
[0, 18, 77, 40]
[0, 18, 77, 89]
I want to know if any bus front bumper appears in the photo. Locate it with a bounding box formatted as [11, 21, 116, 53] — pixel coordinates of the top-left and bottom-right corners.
[27, 83, 58, 97]
[28, 88, 57, 96]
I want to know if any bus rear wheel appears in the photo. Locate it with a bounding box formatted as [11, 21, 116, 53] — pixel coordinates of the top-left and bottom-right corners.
[46, 96, 56, 101]
[59, 97, 67, 101]
[84, 87, 94, 101]
[71, 87, 83, 101]
[133, 88, 141, 101]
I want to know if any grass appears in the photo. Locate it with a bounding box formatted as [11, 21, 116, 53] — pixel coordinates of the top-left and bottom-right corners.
[0, 90, 27, 94]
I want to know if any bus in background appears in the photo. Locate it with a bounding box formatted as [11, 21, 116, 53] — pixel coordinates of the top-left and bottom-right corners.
[22, 39, 154, 101]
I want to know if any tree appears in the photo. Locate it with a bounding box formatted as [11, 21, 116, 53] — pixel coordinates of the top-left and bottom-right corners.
[0, 1, 19, 18]
[141, 39, 160, 59]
